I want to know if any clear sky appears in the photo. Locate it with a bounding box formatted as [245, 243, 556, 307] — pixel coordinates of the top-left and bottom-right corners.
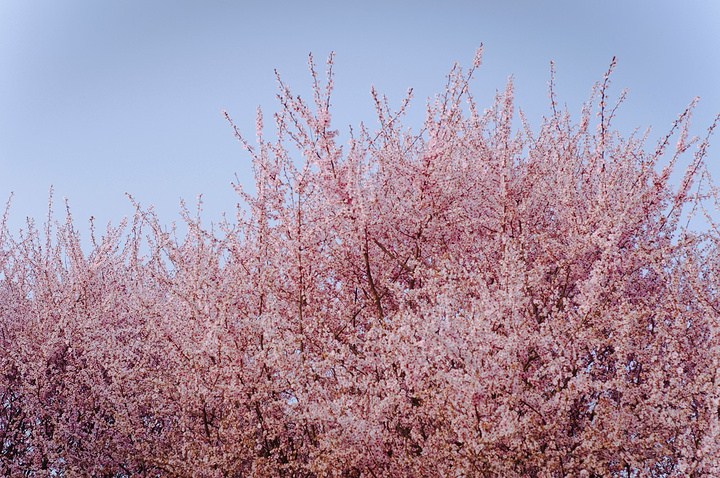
[1, 0, 719, 237]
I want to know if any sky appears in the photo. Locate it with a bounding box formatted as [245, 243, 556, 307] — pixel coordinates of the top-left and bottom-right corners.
[1, 0, 719, 239]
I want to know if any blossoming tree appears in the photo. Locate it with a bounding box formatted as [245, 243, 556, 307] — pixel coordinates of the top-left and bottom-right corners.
[1, 48, 719, 477]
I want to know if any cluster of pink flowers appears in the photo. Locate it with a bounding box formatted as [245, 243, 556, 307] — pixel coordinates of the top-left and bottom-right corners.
[1, 49, 719, 476]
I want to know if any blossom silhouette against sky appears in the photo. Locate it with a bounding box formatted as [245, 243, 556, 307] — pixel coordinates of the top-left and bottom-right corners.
[1, 0, 718, 233]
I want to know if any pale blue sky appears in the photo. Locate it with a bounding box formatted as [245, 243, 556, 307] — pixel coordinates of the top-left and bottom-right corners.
[1, 1, 719, 236]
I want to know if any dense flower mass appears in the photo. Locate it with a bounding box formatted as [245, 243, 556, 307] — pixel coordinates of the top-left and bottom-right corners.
[1, 49, 719, 477]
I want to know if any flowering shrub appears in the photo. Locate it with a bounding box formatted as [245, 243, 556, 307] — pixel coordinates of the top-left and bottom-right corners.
[1, 48, 719, 477]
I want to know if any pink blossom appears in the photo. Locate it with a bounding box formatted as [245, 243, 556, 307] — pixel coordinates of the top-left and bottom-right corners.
[1, 50, 719, 477]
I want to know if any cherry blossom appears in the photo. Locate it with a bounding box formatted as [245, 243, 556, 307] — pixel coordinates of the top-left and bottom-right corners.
[1, 48, 718, 477]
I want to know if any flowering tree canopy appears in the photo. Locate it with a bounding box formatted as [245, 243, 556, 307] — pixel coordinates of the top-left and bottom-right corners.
[1, 48, 719, 477]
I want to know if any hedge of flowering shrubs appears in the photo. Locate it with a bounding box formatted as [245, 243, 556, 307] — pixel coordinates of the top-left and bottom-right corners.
[1, 49, 719, 477]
